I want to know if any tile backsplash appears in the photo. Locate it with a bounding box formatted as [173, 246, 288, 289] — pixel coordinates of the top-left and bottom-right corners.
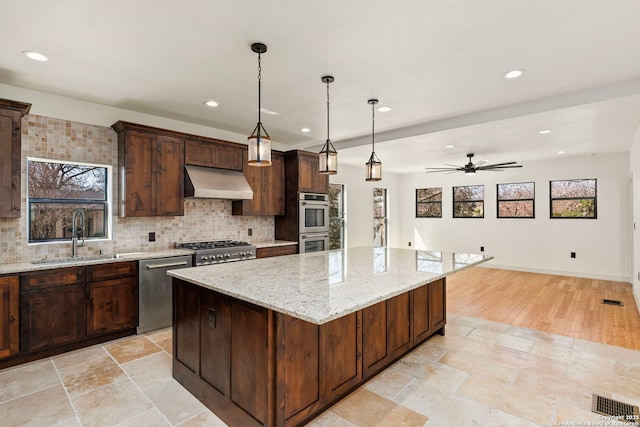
[0, 114, 273, 264]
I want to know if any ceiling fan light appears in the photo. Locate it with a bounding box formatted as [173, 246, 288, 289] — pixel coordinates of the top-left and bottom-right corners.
[465, 170, 475, 176]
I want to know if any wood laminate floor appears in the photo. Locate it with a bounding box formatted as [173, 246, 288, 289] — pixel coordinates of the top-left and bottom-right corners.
[447, 267, 640, 350]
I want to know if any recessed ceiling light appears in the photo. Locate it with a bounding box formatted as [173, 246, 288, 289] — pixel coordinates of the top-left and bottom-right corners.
[538, 129, 552, 134]
[22, 50, 48, 62]
[204, 100, 219, 107]
[300, 128, 310, 133]
[557, 150, 567, 154]
[377, 106, 392, 113]
[504, 69, 524, 79]
[445, 145, 455, 148]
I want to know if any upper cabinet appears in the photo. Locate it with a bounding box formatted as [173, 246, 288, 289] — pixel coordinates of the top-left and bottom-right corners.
[286, 150, 329, 194]
[0, 98, 31, 218]
[112, 121, 185, 217]
[232, 150, 284, 216]
[185, 139, 243, 171]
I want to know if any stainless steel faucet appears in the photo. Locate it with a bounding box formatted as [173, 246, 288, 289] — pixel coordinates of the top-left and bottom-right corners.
[71, 209, 85, 257]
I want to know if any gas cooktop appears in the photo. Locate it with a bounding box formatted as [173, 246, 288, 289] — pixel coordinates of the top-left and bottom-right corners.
[176, 240, 256, 265]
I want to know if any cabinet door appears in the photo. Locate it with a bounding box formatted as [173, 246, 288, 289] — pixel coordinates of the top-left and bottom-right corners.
[263, 152, 285, 215]
[174, 280, 200, 374]
[412, 285, 432, 344]
[200, 290, 230, 398]
[86, 261, 137, 282]
[297, 152, 317, 193]
[0, 276, 19, 359]
[155, 135, 184, 216]
[213, 143, 243, 171]
[87, 277, 138, 337]
[387, 292, 413, 360]
[20, 284, 85, 353]
[430, 278, 446, 332]
[362, 301, 388, 379]
[255, 245, 297, 259]
[239, 149, 264, 216]
[184, 139, 214, 167]
[320, 311, 361, 402]
[123, 130, 156, 216]
[0, 100, 29, 218]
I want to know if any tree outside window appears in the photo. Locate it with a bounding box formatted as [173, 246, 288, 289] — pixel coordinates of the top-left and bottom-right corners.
[453, 185, 484, 218]
[28, 159, 110, 242]
[416, 187, 442, 218]
[497, 182, 535, 218]
[550, 179, 597, 218]
[328, 183, 345, 249]
[373, 188, 387, 247]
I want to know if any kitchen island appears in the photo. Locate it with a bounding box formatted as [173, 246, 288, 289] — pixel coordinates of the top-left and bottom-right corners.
[168, 247, 491, 427]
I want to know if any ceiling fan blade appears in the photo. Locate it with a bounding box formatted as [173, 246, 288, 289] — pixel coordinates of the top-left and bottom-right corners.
[477, 161, 517, 168]
[478, 164, 523, 170]
[443, 163, 464, 168]
[425, 167, 463, 173]
[474, 160, 488, 166]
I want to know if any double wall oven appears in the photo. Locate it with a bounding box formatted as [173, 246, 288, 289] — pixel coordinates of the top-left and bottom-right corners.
[298, 192, 329, 253]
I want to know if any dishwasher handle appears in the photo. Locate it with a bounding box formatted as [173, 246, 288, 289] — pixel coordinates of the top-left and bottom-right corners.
[145, 261, 189, 270]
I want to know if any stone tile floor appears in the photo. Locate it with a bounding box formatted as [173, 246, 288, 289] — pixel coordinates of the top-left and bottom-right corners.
[1, 314, 639, 426]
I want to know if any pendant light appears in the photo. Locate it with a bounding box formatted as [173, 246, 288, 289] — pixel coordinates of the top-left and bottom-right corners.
[365, 99, 382, 181]
[318, 75, 337, 175]
[247, 42, 272, 167]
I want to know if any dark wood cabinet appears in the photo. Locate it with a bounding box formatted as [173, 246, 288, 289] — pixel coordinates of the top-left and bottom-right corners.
[255, 245, 297, 259]
[113, 121, 185, 217]
[185, 138, 243, 171]
[232, 150, 285, 216]
[295, 151, 328, 194]
[430, 278, 446, 332]
[0, 275, 20, 359]
[86, 262, 138, 337]
[20, 267, 86, 353]
[173, 277, 446, 427]
[0, 98, 31, 218]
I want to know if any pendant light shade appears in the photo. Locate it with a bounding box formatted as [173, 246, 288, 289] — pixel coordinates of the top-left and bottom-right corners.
[365, 99, 382, 181]
[319, 75, 337, 175]
[247, 42, 272, 167]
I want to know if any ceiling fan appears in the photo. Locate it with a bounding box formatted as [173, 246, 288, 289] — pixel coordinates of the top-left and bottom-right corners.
[424, 153, 522, 175]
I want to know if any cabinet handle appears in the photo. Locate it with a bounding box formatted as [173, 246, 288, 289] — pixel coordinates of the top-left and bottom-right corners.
[145, 261, 189, 270]
[10, 315, 16, 322]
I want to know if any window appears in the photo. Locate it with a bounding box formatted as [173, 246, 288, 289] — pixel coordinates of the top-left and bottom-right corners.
[373, 188, 387, 247]
[550, 179, 597, 218]
[328, 183, 345, 250]
[28, 159, 110, 242]
[416, 187, 442, 218]
[453, 185, 484, 218]
[497, 182, 535, 218]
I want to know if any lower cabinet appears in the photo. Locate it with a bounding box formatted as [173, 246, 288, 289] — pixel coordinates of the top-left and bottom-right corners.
[20, 267, 86, 353]
[0, 275, 20, 359]
[256, 244, 297, 259]
[173, 277, 446, 427]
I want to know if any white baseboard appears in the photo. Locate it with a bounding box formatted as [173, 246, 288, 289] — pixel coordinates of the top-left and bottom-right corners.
[479, 262, 631, 284]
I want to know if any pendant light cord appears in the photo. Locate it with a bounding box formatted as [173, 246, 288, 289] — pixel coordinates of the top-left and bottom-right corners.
[257, 52, 262, 126]
[326, 80, 330, 141]
[371, 101, 375, 152]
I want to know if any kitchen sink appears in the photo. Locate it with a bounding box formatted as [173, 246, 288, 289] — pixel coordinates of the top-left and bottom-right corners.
[31, 254, 117, 265]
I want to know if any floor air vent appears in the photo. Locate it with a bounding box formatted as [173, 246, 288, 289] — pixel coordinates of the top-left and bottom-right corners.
[592, 394, 639, 425]
[602, 299, 624, 307]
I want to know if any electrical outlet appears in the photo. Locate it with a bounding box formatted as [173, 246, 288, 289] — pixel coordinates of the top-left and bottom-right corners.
[149, 232, 156, 242]
[248, 228, 253, 236]
[408, 242, 411, 247]
[480, 246, 484, 252]
[571, 252, 576, 258]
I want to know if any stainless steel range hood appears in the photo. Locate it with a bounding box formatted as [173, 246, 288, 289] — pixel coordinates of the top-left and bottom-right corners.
[184, 165, 253, 200]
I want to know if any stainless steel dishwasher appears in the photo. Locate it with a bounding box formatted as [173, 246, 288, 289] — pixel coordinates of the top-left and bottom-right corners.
[138, 255, 193, 333]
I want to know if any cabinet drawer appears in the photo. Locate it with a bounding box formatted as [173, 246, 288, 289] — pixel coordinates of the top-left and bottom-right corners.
[20, 267, 85, 291]
[255, 245, 297, 258]
[86, 261, 137, 282]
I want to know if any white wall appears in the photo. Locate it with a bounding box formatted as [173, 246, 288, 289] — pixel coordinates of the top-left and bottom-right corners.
[330, 164, 402, 249]
[630, 127, 640, 307]
[396, 152, 631, 282]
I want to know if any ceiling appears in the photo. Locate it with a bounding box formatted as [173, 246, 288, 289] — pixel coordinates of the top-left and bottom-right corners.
[2, 1, 640, 173]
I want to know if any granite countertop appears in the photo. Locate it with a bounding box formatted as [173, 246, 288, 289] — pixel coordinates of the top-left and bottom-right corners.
[168, 246, 492, 325]
[0, 249, 194, 275]
[252, 240, 297, 248]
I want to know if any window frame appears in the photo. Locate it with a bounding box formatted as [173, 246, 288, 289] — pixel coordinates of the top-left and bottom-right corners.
[549, 178, 597, 219]
[496, 182, 535, 219]
[416, 187, 442, 218]
[328, 183, 345, 250]
[453, 185, 484, 218]
[373, 187, 388, 247]
[27, 158, 112, 243]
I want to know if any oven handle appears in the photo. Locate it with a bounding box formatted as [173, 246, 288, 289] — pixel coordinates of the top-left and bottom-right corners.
[146, 261, 190, 270]
[300, 201, 329, 207]
[300, 233, 329, 239]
